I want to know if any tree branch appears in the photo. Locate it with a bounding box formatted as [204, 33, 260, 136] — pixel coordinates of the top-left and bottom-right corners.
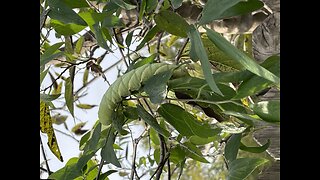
[40, 9, 50, 33]
[155, 134, 167, 180]
[40, 135, 52, 176]
[129, 126, 147, 180]
[175, 38, 189, 64]
[96, 128, 112, 180]
[113, 28, 129, 67]
[149, 152, 170, 179]
[167, 152, 171, 180]
[156, 32, 164, 62]
[95, 159, 105, 180]
[54, 128, 79, 143]
[40, 167, 53, 174]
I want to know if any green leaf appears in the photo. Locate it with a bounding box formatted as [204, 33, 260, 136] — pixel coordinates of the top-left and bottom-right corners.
[169, 145, 186, 164]
[98, 170, 118, 180]
[171, 0, 183, 9]
[113, 144, 123, 150]
[234, 56, 280, 99]
[125, 31, 134, 47]
[92, 23, 113, 52]
[62, 0, 89, 8]
[133, 54, 157, 69]
[146, 0, 157, 13]
[158, 103, 221, 138]
[101, 130, 121, 167]
[136, 25, 160, 51]
[48, 158, 81, 179]
[50, 19, 86, 36]
[102, 27, 114, 44]
[74, 36, 85, 54]
[240, 139, 270, 153]
[40, 68, 50, 86]
[143, 70, 173, 104]
[83, 123, 101, 153]
[139, 0, 147, 21]
[111, 0, 136, 10]
[79, 131, 91, 151]
[48, 0, 87, 26]
[79, 11, 107, 26]
[181, 142, 209, 163]
[219, 0, 264, 19]
[154, 148, 160, 164]
[150, 127, 160, 145]
[223, 111, 262, 124]
[225, 133, 241, 162]
[154, 10, 189, 37]
[206, 28, 280, 86]
[40, 93, 61, 102]
[83, 159, 99, 180]
[76, 104, 97, 109]
[123, 106, 139, 119]
[188, 25, 223, 96]
[137, 105, 170, 137]
[102, 15, 123, 27]
[251, 100, 280, 123]
[212, 70, 252, 83]
[199, 0, 242, 25]
[76, 124, 102, 171]
[65, 77, 74, 117]
[40, 42, 64, 67]
[188, 136, 217, 145]
[83, 68, 89, 86]
[227, 158, 268, 180]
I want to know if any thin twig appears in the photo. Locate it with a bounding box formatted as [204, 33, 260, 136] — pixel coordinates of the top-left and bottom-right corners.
[167, 151, 171, 180]
[40, 167, 53, 174]
[156, 32, 164, 62]
[175, 38, 189, 64]
[85, 0, 100, 12]
[40, 9, 50, 33]
[129, 126, 148, 180]
[96, 159, 105, 180]
[155, 135, 166, 180]
[40, 28, 52, 47]
[96, 128, 112, 180]
[149, 152, 170, 180]
[40, 135, 51, 175]
[54, 128, 79, 143]
[113, 28, 129, 68]
[166, 98, 249, 109]
[42, 65, 71, 92]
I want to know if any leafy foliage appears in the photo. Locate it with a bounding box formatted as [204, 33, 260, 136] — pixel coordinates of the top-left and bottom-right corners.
[40, 0, 279, 179]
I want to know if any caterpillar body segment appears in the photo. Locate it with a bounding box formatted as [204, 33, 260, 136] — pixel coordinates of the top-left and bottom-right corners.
[98, 63, 177, 125]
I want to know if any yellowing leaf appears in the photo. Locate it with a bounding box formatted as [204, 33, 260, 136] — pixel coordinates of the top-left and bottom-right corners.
[71, 122, 88, 135]
[40, 101, 63, 162]
[76, 103, 97, 109]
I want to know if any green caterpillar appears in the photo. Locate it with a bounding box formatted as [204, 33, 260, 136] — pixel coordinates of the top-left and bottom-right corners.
[98, 63, 177, 125]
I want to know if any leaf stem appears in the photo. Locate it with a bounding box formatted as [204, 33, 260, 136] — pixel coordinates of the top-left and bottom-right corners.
[40, 135, 52, 175]
[175, 38, 189, 64]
